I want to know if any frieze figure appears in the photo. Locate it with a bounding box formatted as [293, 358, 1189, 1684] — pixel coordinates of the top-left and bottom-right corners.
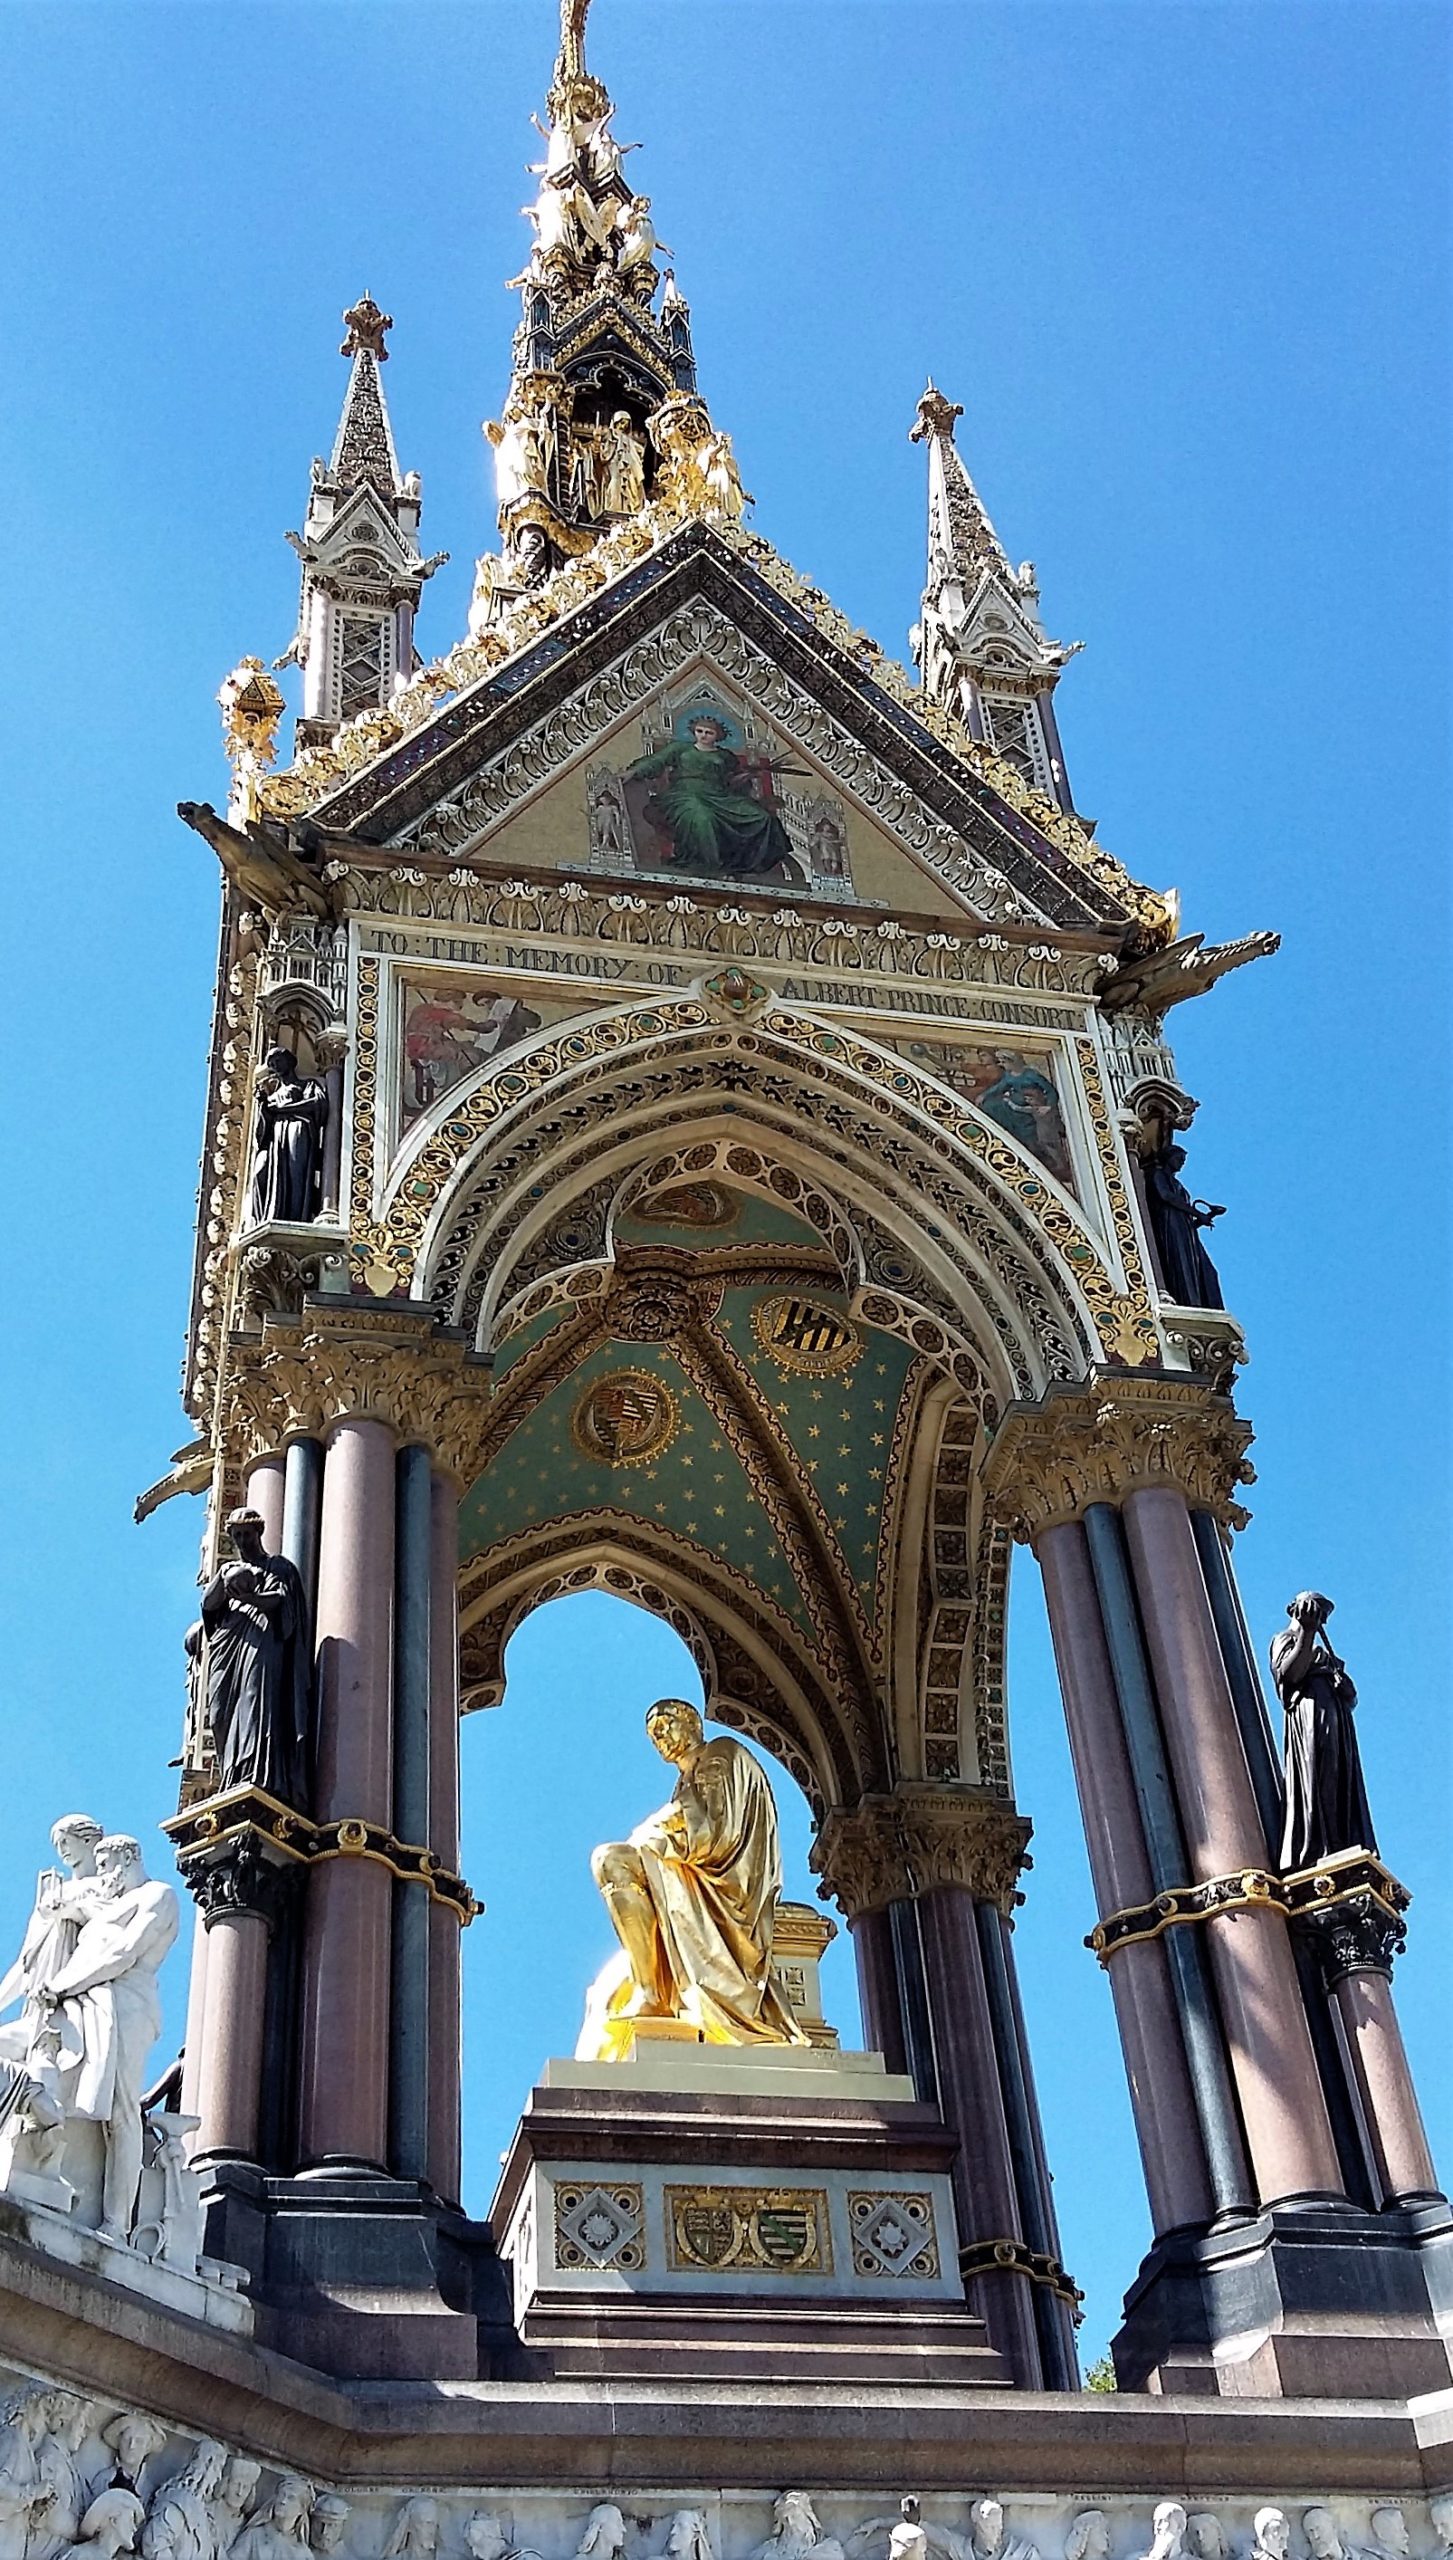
[74, 2494, 146, 2560]
[1250, 2517, 1290, 2560]
[33, 2395, 97, 2560]
[98, 2419, 167, 2506]
[0, 2393, 55, 2560]
[1368, 2517, 1411, 2560]
[196, 1508, 311, 1810]
[1302, 2512, 1358, 2560]
[209, 2462, 262, 2560]
[308, 2504, 349, 2560]
[960, 2506, 1037, 2560]
[580, 1698, 807, 2056]
[1185, 2523, 1226, 2560]
[139, 2444, 226, 2560]
[249, 1048, 327, 1228]
[1064, 2522, 1110, 2560]
[753, 2500, 846, 2560]
[1131, 2511, 1186, 2560]
[661, 2523, 712, 2560]
[463, 2520, 543, 2560]
[382, 2504, 439, 2560]
[574, 2514, 626, 2560]
[1270, 1592, 1378, 1869]
[1429, 2499, 1453, 2558]
[231, 2480, 313, 2560]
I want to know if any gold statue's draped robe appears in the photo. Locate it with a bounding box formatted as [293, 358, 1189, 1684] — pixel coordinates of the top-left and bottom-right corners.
[580, 1735, 808, 2059]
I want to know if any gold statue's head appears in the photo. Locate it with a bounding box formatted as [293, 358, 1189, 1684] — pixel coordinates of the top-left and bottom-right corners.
[645, 1698, 703, 1765]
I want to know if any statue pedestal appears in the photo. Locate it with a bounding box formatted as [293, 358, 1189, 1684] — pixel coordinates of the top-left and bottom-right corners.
[491, 2047, 1010, 2388]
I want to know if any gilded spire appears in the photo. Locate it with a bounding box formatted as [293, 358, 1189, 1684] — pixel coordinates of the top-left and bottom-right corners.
[555, 0, 591, 90]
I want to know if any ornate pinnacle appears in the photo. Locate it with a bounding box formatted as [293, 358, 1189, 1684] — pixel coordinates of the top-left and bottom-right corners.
[557, 0, 591, 85]
[910, 381, 964, 445]
[340, 293, 392, 361]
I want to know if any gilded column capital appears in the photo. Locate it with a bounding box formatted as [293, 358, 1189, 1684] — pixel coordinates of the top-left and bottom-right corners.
[981, 1371, 1256, 1542]
[223, 1306, 486, 1486]
[811, 1785, 1033, 1922]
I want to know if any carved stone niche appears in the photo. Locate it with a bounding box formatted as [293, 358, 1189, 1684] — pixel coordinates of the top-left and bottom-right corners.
[812, 1786, 1033, 1923]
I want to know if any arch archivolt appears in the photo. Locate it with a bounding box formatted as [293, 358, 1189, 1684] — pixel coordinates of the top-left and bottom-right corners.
[398, 1011, 1128, 1395]
[456, 1524, 854, 1811]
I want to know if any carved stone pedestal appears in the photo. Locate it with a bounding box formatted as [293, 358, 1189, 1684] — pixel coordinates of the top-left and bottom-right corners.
[1113, 2197, 1453, 2398]
[196, 2160, 516, 2379]
[490, 2049, 1009, 2389]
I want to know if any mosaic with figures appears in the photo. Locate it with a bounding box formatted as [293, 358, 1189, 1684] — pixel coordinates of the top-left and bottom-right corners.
[586, 678, 854, 896]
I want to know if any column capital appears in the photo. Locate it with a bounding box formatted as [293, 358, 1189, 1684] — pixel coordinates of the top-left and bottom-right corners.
[982, 1372, 1256, 1541]
[812, 1785, 1033, 1922]
[223, 1305, 487, 1485]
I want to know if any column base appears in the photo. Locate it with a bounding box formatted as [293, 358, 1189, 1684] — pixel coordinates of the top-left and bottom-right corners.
[196, 2160, 520, 2381]
[1113, 2196, 1453, 2398]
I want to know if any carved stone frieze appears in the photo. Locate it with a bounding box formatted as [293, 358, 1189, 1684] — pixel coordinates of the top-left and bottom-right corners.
[982, 1374, 1256, 1540]
[222, 1307, 487, 1485]
[811, 1786, 1033, 1921]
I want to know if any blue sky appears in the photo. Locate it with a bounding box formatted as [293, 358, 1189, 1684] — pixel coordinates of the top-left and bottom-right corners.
[0, 2, 1446, 2367]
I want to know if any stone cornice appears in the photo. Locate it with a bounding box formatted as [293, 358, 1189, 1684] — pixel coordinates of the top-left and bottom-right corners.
[222, 1304, 488, 1486]
[811, 1785, 1033, 1921]
[981, 1373, 1256, 1540]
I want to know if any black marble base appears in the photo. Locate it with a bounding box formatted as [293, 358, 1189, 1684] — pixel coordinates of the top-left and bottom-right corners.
[1113, 2196, 1453, 2398]
[197, 2161, 522, 2381]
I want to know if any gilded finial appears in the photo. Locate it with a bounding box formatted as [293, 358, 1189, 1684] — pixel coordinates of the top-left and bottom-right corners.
[340, 293, 393, 361]
[557, 0, 592, 85]
[910, 381, 963, 445]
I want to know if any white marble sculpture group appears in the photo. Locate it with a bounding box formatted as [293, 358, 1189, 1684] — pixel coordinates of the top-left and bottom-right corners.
[0, 1819, 209, 2288]
[1, 2408, 1450, 2560]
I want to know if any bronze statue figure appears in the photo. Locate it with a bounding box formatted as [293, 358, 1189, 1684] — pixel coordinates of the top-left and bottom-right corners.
[249, 1046, 327, 1226]
[1270, 1591, 1377, 1870]
[1142, 1130, 1225, 1308]
[194, 1508, 311, 1809]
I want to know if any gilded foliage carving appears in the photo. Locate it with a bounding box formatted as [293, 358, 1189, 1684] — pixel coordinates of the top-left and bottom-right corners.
[224, 1310, 487, 1485]
[812, 1786, 1033, 1920]
[983, 1374, 1257, 1540]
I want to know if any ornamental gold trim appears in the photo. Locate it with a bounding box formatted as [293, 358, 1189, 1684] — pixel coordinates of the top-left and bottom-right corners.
[164, 1787, 482, 1924]
[959, 2235, 1084, 2316]
[751, 1291, 862, 1377]
[982, 1373, 1256, 1540]
[570, 1367, 681, 1467]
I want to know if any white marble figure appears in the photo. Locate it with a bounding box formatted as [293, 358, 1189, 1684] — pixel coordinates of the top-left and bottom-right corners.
[1430, 2503, 1453, 2560]
[0, 1820, 104, 2059]
[1185, 2522, 1225, 2560]
[382, 2505, 439, 2560]
[32, 2394, 97, 2560]
[662, 2523, 712, 2560]
[464, 2519, 544, 2560]
[1369, 2518, 1411, 2560]
[1303, 2513, 1358, 2560]
[575, 2514, 626, 2560]
[485, 411, 552, 513]
[309, 2507, 349, 2560]
[888, 2527, 927, 2560]
[753, 2499, 846, 2560]
[209, 2461, 262, 2558]
[232, 2480, 313, 2560]
[75, 2494, 146, 2560]
[1132, 2511, 1186, 2560]
[132, 2114, 205, 2273]
[1064, 2522, 1109, 2560]
[963, 2506, 1037, 2560]
[99, 2417, 167, 2504]
[612, 195, 670, 285]
[0, 2392, 56, 2560]
[1250, 2516, 1290, 2560]
[139, 2443, 226, 2560]
[33, 1836, 180, 2243]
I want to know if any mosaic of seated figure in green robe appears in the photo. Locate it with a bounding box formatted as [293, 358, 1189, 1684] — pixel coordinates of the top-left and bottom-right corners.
[627, 714, 797, 879]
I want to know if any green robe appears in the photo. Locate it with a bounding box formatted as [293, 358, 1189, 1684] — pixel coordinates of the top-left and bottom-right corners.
[628, 740, 795, 877]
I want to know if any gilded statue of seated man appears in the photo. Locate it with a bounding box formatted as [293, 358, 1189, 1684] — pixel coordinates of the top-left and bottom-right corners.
[578, 1699, 807, 2059]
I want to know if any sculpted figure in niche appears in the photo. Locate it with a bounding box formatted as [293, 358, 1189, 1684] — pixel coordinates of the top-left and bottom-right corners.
[76, 2494, 146, 2560]
[753, 2500, 846, 2560]
[140, 2443, 227, 2560]
[580, 1699, 807, 2058]
[30, 1834, 179, 2243]
[0, 1816, 104, 2066]
[196, 1508, 311, 1809]
[249, 1047, 327, 1228]
[1271, 1592, 1377, 1869]
[1139, 1120, 1224, 1310]
[575, 2512, 626, 2560]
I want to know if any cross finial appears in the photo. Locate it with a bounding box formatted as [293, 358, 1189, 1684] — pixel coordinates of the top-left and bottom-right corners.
[340, 293, 393, 361]
[910, 380, 963, 444]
